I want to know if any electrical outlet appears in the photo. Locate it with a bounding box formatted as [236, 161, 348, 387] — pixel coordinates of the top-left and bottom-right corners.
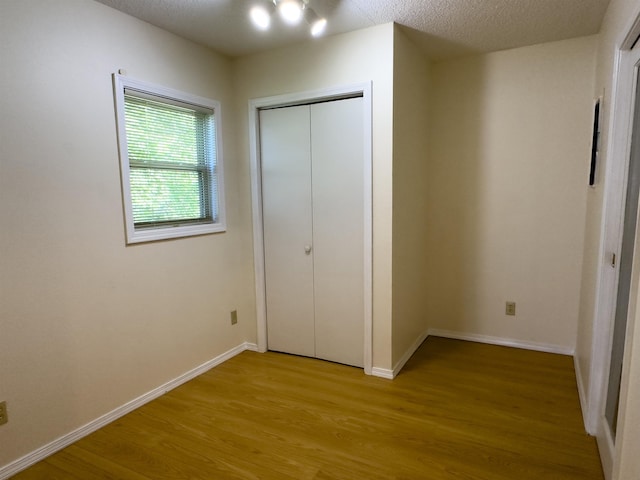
[0, 401, 8, 426]
[506, 302, 516, 316]
[230, 310, 238, 325]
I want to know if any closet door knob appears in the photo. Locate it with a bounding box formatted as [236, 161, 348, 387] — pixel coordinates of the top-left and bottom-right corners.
[304, 245, 312, 255]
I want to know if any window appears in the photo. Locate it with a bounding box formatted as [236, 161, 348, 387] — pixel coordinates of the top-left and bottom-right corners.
[113, 74, 225, 244]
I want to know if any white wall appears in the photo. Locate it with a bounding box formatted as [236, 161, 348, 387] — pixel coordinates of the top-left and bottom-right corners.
[391, 26, 431, 367]
[232, 24, 396, 370]
[0, 0, 256, 468]
[428, 36, 597, 351]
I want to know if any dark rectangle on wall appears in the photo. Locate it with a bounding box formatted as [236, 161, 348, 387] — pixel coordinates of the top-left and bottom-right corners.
[589, 98, 601, 187]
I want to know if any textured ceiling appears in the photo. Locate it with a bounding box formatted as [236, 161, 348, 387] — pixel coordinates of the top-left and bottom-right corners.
[93, 0, 611, 60]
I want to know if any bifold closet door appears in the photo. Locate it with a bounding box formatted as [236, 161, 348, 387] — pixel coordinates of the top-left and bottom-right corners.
[260, 97, 364, 368]
[260, 105, 315, 357]
[311, 98, 364, 368]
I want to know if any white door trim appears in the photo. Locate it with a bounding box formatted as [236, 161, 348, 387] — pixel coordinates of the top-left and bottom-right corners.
[590, 7, 640, 478]
[248, 83, 373, 375]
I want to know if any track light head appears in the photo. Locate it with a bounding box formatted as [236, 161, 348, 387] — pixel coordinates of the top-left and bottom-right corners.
[278, 0, 303, 25]
[304, 7, 327, 37]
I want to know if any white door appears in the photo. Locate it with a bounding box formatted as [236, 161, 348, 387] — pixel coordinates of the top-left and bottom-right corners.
[604, 70, 640, 438]
[604, 55, 640, 443]
[260, 105, 315, 357]
[594, 36, 640, 477]
[260, 97, 364, 368]
[311, 99, 364, 367]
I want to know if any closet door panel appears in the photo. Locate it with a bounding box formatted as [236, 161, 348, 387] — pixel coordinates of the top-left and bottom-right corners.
[260, 106, 315, 357]
[311, 98, 364, 367]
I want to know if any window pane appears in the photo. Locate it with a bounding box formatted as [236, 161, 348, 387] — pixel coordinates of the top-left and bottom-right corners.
[124, 95, 211, 168]
[130, 168, 212, 226]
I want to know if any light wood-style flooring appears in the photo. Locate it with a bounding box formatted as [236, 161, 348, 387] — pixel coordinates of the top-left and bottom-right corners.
[12, 337, 604, 479]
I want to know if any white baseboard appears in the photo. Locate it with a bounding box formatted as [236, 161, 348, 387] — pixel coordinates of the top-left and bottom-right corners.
[370, 327, 569, 380]
[427, 329, 575, 356]
[370, 329, 429, 380]
[597, 419, 615, 480]
[574, 354, 594, 435]
[370, 367, 394, 379]
[392, 329, 430, 377]
[0, 342, 258, 480]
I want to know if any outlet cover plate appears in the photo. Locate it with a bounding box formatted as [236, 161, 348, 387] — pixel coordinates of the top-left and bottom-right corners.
[0, 401, 7, 426]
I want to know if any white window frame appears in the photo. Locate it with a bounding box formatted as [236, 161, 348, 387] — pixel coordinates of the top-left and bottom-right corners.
[112, 74, 226, 244]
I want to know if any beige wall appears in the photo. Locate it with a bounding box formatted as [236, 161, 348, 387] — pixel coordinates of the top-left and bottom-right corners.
[579, 0, 640, 478]
[0, 0, 257, 468]
[232, 24, 396, 370]
[391, 27, 431, 367]
[428, 37, 597, 350]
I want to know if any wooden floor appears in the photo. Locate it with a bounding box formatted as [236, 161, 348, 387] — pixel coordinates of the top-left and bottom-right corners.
[12, 337, 603, 479]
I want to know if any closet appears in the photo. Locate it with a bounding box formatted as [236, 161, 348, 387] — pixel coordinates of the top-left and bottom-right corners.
[260, 96, 364, 368]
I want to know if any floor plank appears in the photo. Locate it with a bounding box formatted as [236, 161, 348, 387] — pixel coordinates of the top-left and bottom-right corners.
[11, 337, 604, 479]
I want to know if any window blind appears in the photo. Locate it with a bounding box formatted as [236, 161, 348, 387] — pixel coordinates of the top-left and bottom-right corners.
[123, 92, 218, 228]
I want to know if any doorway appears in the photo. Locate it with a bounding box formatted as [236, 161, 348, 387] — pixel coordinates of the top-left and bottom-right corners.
[248, 84, 373, 373]
[260, 97, 364, 367]
[604, 62, 640, 438]
[591, 20, 640, 479]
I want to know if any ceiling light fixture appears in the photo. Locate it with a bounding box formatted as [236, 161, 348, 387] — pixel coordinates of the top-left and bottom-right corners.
[250, 3, 275, 31]
[249, 0, 327, 37]
[304, 7, 327, 37]
[278, 0, 303, 25]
